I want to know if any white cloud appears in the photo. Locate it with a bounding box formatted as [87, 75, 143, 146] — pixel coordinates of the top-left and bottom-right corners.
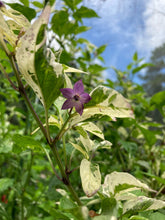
[136, 0, 165, 57]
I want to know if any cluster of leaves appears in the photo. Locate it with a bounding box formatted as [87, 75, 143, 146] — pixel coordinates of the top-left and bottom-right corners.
[0, 0, 164, 220]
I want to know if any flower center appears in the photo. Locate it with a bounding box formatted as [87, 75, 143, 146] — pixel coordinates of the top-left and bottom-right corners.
[73, 94, 80, 101]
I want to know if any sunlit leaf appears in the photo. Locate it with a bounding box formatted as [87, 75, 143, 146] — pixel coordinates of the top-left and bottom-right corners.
[60, 197, 77, 210]
[102, 172, 153, 197]
[70, 142, 89, 159]
[19, 0, 29, 7]
[73, 6, 99, 19]
[0, 5, 30, 47]
[32, 1, 44, 8]
[7, 3, 36, 21]
[68, 86, 134, 127]
[132, 63, 153, 74]
[133, 52, 138, 62]
[137, 124, 156, 146]
[80, 159, 101, 197]
[35, 47, 64, 110]
[0, 10, 17, 47]
[16, 5, 64, 111]
[12, 134, 42, 153]
[94, 140, 112, 150]
[96, 44, 107, 55]
[79, 130, 93, 152]
[96, 198, 118, 220]
[150, 91, 165, 116]
[79, 122, 104, 140]
[123, 196, 165, 214]
[63, 64, 87, 74]
[0, 178, 14, 192]
[15, 5, 51, 103]
[128, 215, 148, 220]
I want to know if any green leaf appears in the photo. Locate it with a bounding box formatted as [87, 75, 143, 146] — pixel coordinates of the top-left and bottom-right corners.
[51, 10, 69, 37]
[70, 142, 89, 159]
[150, 91, 165, 116]
[19, 0, 29, 7]
[32, 1, 44, 8]
[102, 172, 153, 197]
[129, 216, 148, 220]
[63, 64, 87, 74]
[120, 140, 138, 153]
[102, 197, 117, 215]
[79, 129, 93, 152]
[93, 198, 118, 220]
[150, 212, 165, 220]
[60, 197, 78, 210]
[35, 47, 64, 110]
[79, 122, 104, 140]
[132, 63, 153, 74]
[73, 6, 99, 19]
[7, 3, 36, 21]
[0, 139, 13, 153]
[48, 115, 61, 129]
[142, 172, 165, 185]
[96, 45, 107, 55]
[88, 64, 107, 73]
[137, 125, 156, 146]
[12, 134, 42, 153]
[64, 0, 82, 11]
[133, 52, 138, 62]
[74, 26, 91, 34]
[69, 86, 134, 127]
[123, 196, 165, 215]
[80, 159, 101, 197]
[0, 7, 28, 47]
[0, 178, 14, 192]
[94, 140, 112, 150]
[49, 210, 70, 220]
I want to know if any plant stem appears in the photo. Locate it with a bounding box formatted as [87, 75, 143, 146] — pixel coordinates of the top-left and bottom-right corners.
[62, 135, 67, 168]
[0, 62, 18, 91]
[45, 109, 51, 143]
[42, 146, 61, 181]
[9, 54, 49, 142]
[53, 109, 73, 144]
[50, 142, 82, 206]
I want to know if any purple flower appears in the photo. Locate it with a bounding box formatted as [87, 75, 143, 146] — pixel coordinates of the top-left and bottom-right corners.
[60, 80, 91, 116]
[0, 1, 4, 7]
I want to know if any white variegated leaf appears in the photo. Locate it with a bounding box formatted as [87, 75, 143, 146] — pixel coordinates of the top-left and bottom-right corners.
[80, 159, 101, 197]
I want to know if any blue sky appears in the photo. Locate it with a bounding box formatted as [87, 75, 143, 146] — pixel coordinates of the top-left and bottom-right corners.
[79, 0, 165, 80]
[4, 0, 165, 81]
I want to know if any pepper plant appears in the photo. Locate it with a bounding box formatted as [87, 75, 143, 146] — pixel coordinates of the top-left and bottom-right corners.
[0, 1, 165, 219]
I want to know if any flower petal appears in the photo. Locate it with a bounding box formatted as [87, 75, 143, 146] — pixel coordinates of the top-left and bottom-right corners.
[75, 101, 84, 115]
[80, 93, 91, 104]
[60, 88, 74, 99]
[73, 80, 84, 94]
[61, 99, 75, 109]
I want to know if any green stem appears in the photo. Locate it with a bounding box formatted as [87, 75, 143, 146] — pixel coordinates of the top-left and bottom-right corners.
[42, 147, 61, 181]
[50, 142, 82, 206]
[53, 109, 73, 144]
[9, 54, 49, 142]
[0, 62, 18, 91]
[62, 135, 67, 168]
[45, 109, 51, 143]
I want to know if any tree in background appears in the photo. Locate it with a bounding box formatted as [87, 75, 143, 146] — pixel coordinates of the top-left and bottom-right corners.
[141, 43, 165, 96]
[140, 43, 165, 122]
